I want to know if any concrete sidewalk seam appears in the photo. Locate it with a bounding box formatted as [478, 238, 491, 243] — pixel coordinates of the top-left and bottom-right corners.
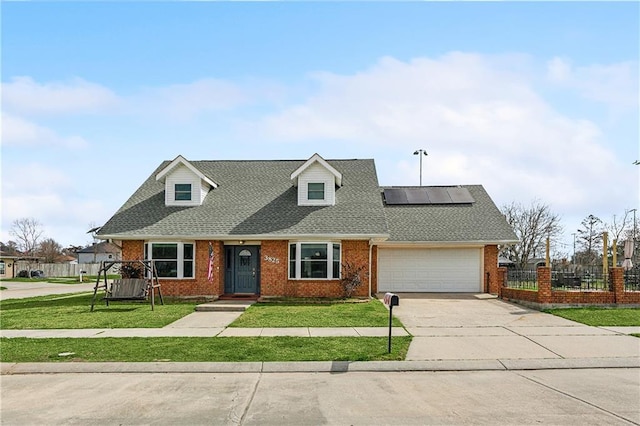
[3, 358, 638, 375]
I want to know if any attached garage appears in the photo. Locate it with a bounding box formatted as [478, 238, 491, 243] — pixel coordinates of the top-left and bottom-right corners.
[378, 247, 482, 293]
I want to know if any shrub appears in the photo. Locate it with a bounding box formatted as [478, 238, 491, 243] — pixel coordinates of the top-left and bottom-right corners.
[119, 262, 144, 279]
[340, 261, 368, 298]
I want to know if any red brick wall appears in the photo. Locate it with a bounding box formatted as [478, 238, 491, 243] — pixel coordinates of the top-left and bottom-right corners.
[500, 266, 640, 306]
[121, 240, 144, 261]
[260, 240, 372, 298]
[121, 240, 223, 297]
[501, 287, 539, 303]
[537, 267, 552, 304]
[483, 245, 499, 294]
[260, 240, 289, 296]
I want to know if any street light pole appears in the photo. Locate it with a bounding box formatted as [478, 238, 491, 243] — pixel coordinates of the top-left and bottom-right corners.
[413, 149, 428, 186]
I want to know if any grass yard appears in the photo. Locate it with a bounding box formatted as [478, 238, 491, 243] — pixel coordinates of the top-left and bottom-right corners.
[544, 307, 640, 326]
[229, 300, 402, 327]
[0, 275, 120, 284]
[0, 336, 412, 362]
[0, 293, 197, 329]
[1, 294, 403, 330]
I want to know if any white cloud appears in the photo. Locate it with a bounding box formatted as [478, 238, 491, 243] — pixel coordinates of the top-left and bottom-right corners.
[1, 113, 88, 148]
[0, 163, 108, 246]
[546, 57, 639, 108]
[252, 53, 635, 219]
[129, 78, 246, 119]
[2, 76, 119, 116]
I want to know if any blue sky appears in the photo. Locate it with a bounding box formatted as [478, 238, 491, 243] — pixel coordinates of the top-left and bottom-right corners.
[1, 2, 639, 256]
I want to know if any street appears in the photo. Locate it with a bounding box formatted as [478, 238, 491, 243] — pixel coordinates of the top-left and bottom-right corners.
[2, 368, 639, 425]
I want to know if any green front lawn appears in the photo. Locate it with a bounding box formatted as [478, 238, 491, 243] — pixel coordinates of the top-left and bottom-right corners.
[0, 293, 402, 330]
[544, 307, 640, 326]
[230, 300, 401, 328]
[0, 293, 197, 329]
[0, 275, 120, 284]
[0, 336, 412, 362]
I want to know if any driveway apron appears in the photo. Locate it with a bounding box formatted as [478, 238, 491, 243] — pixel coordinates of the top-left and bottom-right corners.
[388, 293, 640, 362]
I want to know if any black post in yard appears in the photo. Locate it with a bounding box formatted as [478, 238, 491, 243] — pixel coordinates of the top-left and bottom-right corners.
[388, 303, 393, 353]
[383, 292, 399, 354]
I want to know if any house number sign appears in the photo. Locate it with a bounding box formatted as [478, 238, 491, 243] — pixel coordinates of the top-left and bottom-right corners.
[264, 255, 280, 264]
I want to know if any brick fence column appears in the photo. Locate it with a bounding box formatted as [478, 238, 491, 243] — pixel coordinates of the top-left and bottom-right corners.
[497, 266, 507, 298]
[537, 266, 552, 304]
[611, 267, 624, 304]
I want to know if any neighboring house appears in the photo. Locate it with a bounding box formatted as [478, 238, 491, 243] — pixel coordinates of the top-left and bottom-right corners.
[0, 251, 19, 279]
[97, 154, 517, 298]
[77, 242, 122, 264]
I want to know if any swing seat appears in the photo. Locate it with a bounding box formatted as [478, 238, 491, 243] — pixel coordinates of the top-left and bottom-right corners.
[105, 278, 148, 300]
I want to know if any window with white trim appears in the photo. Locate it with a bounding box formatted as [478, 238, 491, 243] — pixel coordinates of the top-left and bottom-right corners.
[0, 261, 5, 276]
[144, 242, 194, 278]
[289, 242, 340, 279]
[307, 183, 325, 200]
[175, 184, 192, 201]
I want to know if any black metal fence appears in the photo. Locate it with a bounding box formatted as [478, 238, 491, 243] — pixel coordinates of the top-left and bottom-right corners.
[505, 269, 537, 290]
[504, 266, 609, 291]
[552, 266, 608, 290]
[624, 265, 640, 291]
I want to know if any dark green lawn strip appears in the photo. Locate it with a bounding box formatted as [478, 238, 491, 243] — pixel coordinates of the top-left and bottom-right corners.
[230, 300, 401, 327]
[544, 307, 640, 326]
[0, 336, 412, 362]
[0, 293, 197, 329]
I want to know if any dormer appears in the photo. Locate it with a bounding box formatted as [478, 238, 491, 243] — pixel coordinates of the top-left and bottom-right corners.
[156, 155, 218, 206]
[290, 153, 342, 206]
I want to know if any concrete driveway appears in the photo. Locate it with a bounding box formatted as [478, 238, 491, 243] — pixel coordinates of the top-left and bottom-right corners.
[0, 281, 96, 300]
[389, 293, 640, 362]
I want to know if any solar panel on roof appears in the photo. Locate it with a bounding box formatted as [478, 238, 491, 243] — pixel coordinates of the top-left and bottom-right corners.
[383, 188, 408, 205]
[405, 188, 430, 204]
[384, 186, 475, 205]
[425, 187, 451, 204]
[447, 187, 474, 203]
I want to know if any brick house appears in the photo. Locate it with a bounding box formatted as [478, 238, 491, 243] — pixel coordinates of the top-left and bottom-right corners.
[97, 154, 517, 298]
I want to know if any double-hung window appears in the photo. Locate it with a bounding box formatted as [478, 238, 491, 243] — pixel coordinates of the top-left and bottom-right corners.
[307, 183, 325, 200]
[145, 242, 194, 278]
[175, 184, 192, 201]
[289, 242, 340, 279]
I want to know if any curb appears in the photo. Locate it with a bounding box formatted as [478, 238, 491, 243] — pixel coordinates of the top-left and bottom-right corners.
[2, 357, 638, 375]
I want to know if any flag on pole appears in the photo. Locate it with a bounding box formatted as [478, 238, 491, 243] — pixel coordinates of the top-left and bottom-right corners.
[207, 242, 214, 282]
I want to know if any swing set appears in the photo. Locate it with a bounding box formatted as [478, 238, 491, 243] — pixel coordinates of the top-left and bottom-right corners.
[90, 260, 163, 311]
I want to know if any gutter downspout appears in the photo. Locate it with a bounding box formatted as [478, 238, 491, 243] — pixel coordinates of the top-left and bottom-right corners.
[368, 240, 373, 299]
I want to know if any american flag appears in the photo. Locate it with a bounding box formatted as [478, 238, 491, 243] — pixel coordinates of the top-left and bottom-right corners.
[207, 242, 214, 282]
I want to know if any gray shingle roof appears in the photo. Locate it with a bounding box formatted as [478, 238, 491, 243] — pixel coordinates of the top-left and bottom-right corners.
[98, 159, 389, 239]
[381, 185, 518, 243]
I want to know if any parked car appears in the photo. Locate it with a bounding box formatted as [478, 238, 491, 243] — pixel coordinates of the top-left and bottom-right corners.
[30, 270, 45, 278]
[17, 270, 29, 278]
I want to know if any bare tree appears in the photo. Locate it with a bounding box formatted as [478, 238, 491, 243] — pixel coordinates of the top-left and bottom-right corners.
[9, 217, 44, 256]
[606, 210, 632, 242]
[576, 214, 603, 265]
[500, 200, 563, 269]
[39, 238, 63, 263]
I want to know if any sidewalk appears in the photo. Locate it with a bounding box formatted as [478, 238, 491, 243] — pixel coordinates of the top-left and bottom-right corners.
[2, 294, 639, 374]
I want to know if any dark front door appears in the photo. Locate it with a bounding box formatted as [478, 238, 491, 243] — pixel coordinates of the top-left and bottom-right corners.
[224, 246, 259, 294]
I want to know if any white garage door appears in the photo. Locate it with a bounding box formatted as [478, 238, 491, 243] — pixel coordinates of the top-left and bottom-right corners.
[378, 247, 482, 292]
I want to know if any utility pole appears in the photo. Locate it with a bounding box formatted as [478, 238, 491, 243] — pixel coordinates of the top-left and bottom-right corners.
[413, 149, 428, 186]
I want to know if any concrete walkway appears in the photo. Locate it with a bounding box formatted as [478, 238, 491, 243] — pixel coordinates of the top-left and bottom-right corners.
[2, 290, 639, 374]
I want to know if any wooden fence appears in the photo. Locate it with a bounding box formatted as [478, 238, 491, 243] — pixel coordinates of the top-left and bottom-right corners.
[14, 261, 102, 277]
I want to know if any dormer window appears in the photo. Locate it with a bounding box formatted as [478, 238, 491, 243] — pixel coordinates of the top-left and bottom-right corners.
[307, 183, 325, 200]
[291, 154, 342, 206]
[156, 155, 218, 207]
[175, 184, 192, 201]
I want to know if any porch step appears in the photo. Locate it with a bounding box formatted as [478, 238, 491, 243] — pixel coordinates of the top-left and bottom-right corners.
[195, 301, 255, 312]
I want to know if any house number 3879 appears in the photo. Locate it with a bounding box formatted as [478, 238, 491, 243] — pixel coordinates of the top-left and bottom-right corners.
[264, 255, 280, 264]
